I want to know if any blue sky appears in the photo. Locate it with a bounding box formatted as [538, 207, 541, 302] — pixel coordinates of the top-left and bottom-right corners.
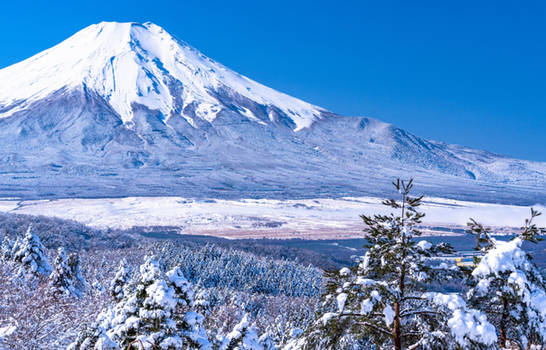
[1, 0, 545, 161]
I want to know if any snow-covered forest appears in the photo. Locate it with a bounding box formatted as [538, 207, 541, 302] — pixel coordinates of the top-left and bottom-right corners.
[0, 180, 545, 349]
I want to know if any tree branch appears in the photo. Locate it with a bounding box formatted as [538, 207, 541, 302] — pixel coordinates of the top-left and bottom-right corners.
[400, 310, 439, 318]
[354, 322, 392, 336]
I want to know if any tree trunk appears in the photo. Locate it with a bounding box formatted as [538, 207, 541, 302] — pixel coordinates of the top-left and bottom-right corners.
[393, 265, 406, 350]
[393, 191, 407, 350]
[499, 297, 508, 348]
[393, 301, 401, 350]
[499, 327, 506, 349]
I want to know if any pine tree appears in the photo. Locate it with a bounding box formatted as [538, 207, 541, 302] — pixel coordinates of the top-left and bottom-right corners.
[298, 179, 497, 350]
[109, 258, 132, 301]
[167, 265, 211, 349]
[12, 225, 52, 277]
[220, 314, 263, 350]
[70, 256, 211, 349]
[467, 208, 546, 349]
[258, 330, 278, 350]
[466, 218, 494, 252]
[0, 233, 14, 260]
[68, 251, 87, 292]
[49, 247, 86, 297]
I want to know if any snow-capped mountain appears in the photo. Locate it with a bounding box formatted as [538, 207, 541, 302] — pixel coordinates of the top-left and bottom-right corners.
[0, 22, 324, 130]
[0, 21, 544, 204]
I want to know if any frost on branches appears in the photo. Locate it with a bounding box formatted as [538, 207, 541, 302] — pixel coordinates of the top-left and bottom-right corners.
[109, 258, 132, 301]
[220, 313, 263, 350]
[11, 225, 52, 277]
[69, 256, 211, 350]
[49, 247, 87, 297]
[467, 208, 546, 349]
[297, 179, 497, 350]
[0, 234, 14, 260]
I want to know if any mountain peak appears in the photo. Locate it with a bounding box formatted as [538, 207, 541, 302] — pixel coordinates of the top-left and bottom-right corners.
[1, 22, 544, 205]
[0, 21, 325, 129]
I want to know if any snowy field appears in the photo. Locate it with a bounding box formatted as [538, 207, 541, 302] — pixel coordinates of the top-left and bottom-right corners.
[0, 196, 543, 239]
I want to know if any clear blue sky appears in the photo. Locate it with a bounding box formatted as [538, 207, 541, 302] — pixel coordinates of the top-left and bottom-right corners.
[1, 0, 545, 161]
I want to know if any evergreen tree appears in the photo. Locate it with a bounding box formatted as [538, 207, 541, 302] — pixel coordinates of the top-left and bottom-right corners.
[467, 209, 546, 349]
[68, 251, 87, 292]
[220, 314, 263, 350]
[0, 233, 14, 260]
[12, 225, 52, 277]
[49, 247, 86, 297]
[109, 258, 132, 301]
[70, 256, 211, 349]
[466, 218, 494, 252]
[166, 265, 211, 349]
[258, 330, 278, 350]
[297, 179, 497, 350]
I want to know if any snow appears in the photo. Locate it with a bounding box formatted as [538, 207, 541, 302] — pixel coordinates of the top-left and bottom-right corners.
[0, 324, 16, 341]
[0, 23, 544, 205]
[336, 293, 347, 312]
[319, 312, 337, 326]
[416, 240, 432, 250]
[370, 291, 381, 300]
[382, 305, 394, 326]
[0, 22, 324, 131]
[531, 289, 546, 336]
[221, 314, 263, 350]
[358, 290, 382, 315]
[474, 278, 491, 295]
[472, 238, 528, 282]
[338, 267, 351, 276]
[166, 267, 190, 291]
[469, 236, 546, 343]
[424, 292, 497, 346]
[74, 256, 212, 350]
[143, 280, 178, 316]
[0, 196, 542, 239]
[140, 257, 162, 283]
[12, 226, 52, 276]
[290, 328, 303, 338]
[360, 299, 374, 314]
[49, 247, 86, 297]
[355, 278, 377, 286]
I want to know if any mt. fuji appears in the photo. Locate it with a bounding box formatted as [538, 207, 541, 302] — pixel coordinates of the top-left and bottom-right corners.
[0, 22, 544, 204]
[0, 22, 324, 130]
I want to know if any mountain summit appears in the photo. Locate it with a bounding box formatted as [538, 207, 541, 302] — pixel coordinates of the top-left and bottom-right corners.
[0, 22, 324, 130]
[0, 22, 544, 204]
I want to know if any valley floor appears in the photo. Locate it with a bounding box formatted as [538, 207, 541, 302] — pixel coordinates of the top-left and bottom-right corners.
[0, 196, 543, 239]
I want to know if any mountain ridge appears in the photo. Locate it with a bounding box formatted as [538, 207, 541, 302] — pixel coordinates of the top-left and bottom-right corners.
[0, 21, 544, 205]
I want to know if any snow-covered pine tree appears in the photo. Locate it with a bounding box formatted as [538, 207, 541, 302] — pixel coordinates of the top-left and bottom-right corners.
[258, 329, 277, 350]
[166, 265, 211, 349]
[109, 258, 131, 301]
[49, 247, 86, 297]
[258, 317, 284, 350]
[0, 232, 14, 260]
[297, 179, 497, 350]
[467, 208, 546, 349]
[69, 256, 211, 350]
[68, 251, 87, 292]
[12, 225, 52, 277]
[258, 305, 313, 350]
[220, 314, 263, 350]
[466, 218, 495, 252]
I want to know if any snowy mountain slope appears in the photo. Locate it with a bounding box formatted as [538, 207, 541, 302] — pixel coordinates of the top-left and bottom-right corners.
[0, 22, 544, 204]
[0, 22, 324, 130]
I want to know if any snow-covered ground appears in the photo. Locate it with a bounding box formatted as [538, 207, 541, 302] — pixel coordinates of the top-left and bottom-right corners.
[0, 196, 543, 239]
